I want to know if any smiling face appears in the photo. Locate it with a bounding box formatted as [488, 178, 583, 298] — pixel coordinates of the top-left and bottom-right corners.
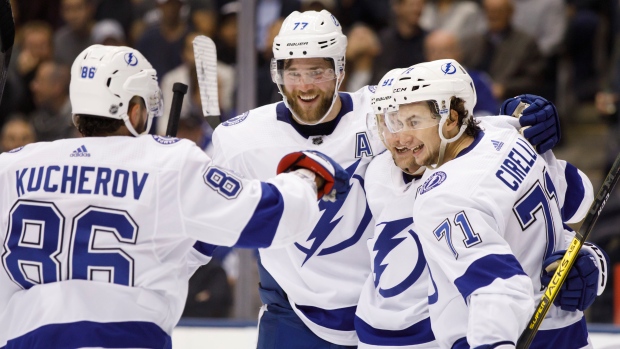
[280, 58, 339, 124]
[385, 102, 443, 169]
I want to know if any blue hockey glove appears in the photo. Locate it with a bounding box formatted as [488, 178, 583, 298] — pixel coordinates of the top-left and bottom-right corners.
[540, 242, 609, 312]
[500, 94, 560, 154]
[277, 150, 350, 202]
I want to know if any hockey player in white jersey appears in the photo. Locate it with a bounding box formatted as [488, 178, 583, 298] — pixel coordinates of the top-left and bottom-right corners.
[356, 68, 606, 349]
[383, 59, 607, 349]
[0, 45, 351, 349]
[212, 10, 383, 348]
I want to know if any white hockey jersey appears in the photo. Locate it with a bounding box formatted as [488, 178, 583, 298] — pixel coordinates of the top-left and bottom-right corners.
[356, 117, 594, 349]
[212, 88, 385, 345]
[0, 135, 320, 348]
[355, 150, 437, 349]
[412, 123, 593, 348]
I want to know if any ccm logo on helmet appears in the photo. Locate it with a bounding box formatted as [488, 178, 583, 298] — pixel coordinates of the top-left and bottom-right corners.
[124, 53, 139, 66]
[394, 88, 407, 92]
[287, 42, 308, 47]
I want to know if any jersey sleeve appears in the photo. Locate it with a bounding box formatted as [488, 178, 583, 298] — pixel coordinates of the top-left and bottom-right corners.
[541, 151, 593, 224]
[178, 144, 320, 249]
[415, 192, 534, 347]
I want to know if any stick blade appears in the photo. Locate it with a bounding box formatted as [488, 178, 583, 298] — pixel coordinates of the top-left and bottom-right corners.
[0, 0, 15, 102]
[193, 35, 219, 117]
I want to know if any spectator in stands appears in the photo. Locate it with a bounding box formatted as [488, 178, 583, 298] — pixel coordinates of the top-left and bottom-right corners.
[460, 0, 544, 100]
[0, 116, 36, 153]
[424, 29, 498, 115]
[511, 0, 565, 58]
[300, 0, 336, 12]
[214, 1, 239, 66]
[136, 0, 188, 79]
[28, 61, 76, 141]
[54, 0, 96, 66]
[256, 18, 283, 107]
[9, 21, 54, 115]
[182, 260, 233, 318]
[371, 0, 427, 84]
[335, 0, 390, 32]
[91, 19, 126, 46]
[344, 23, 380, 91]
[419, 0, 486, 41]
[189, 0, 218, 37]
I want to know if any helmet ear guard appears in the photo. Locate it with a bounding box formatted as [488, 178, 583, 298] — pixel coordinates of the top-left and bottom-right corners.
[70, 45, 163, 137]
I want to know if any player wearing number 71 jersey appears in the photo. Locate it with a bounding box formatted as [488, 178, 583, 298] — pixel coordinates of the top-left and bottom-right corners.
[0, 45, 349, 349]
[387, 59, 606, 348]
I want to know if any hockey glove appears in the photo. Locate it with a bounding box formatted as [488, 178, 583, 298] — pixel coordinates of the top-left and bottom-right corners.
[277, 150, 350, 202]
[540, 242, 609, 312]
[500, 94, 560, 154]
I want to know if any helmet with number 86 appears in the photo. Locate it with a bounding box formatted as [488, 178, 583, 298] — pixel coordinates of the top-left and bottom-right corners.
[70, 45, 163, 137]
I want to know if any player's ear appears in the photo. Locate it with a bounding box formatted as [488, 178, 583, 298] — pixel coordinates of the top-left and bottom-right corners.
[446, 109, 459, 129]
[127, 97, 145, 129]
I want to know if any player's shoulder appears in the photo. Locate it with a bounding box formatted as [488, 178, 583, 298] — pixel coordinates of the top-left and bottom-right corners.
[217, 103, 279, 130]
[349, 86, 375, 113]
[366, 150, 394, 185]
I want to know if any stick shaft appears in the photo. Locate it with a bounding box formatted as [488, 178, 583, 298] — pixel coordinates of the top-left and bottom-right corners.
[166, 82, 188, 137]
[516, 153, 620, 348]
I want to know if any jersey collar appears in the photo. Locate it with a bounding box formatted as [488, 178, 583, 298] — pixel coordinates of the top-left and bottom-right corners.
[276, 92, 354, 139]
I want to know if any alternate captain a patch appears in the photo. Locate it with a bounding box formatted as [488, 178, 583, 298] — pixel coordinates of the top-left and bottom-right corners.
[355, 132, 373, 158]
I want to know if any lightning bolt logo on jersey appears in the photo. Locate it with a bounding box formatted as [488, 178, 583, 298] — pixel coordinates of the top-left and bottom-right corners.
[295, 160, 372, 265]
[212, 88, 385, 345]
[355, 151, 436, 349]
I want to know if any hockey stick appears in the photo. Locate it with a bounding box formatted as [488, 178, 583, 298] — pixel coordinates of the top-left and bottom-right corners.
[0, 0, 15, 103]
[165, 82, 188, 137]
[192, 35, 220, 126]
[516, 152, 620, 349]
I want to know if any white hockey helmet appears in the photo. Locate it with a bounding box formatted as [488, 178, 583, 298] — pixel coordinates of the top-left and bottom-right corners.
[366, 68, 406, 141]
[388, 59, 476, 167]
[271, 10, 347, 125]
[70, 45, 163, 137]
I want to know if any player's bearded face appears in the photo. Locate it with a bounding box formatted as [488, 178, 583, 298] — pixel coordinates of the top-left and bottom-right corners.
[387, 102, 442, 169]
[281, 58, 337, 124]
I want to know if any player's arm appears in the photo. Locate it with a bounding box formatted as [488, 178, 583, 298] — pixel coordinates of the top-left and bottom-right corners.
[415, 194, 534, 348]
[179, 145, 347, 249]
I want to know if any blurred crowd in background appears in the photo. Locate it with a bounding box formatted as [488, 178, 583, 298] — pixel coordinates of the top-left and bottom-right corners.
[1, 0, 619, 324]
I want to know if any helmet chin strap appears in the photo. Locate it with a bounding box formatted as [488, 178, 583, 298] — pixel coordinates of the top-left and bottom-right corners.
[427, 114, 469, 170]
[121, 113, 142, 137]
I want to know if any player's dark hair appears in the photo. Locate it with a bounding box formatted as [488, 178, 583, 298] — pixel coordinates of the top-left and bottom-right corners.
[427, 97, 480, 137]
[75, 96, 145, 137]
[450, 97, 481, 137]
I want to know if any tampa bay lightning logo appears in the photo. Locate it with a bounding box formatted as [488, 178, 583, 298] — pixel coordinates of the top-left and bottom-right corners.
[419, 171, 447, 195]
[295, 160, 372, 265]
[124, 52, 139, 66]
[222, 111, 249, 126]
[441, 62, 457, 75]
[368, 85, 377, 93]
[152, 135, 180, 144]
[372, 218, 427, 297]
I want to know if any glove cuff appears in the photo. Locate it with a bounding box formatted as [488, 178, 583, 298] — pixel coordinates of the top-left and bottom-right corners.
[582, 242, 609, 295]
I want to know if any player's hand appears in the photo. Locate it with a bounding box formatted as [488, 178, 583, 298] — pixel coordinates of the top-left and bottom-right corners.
[540, 243, 608, 312]
[277, 150, 349, 202]
[500, 94, 560, 154]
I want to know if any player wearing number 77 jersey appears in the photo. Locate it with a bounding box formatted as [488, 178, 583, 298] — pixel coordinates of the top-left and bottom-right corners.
[386, 59, 606, 348]
[0, 45, 349, 349]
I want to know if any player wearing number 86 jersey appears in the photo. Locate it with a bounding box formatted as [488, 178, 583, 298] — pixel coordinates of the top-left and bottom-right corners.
[0, 45, 346, 349]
